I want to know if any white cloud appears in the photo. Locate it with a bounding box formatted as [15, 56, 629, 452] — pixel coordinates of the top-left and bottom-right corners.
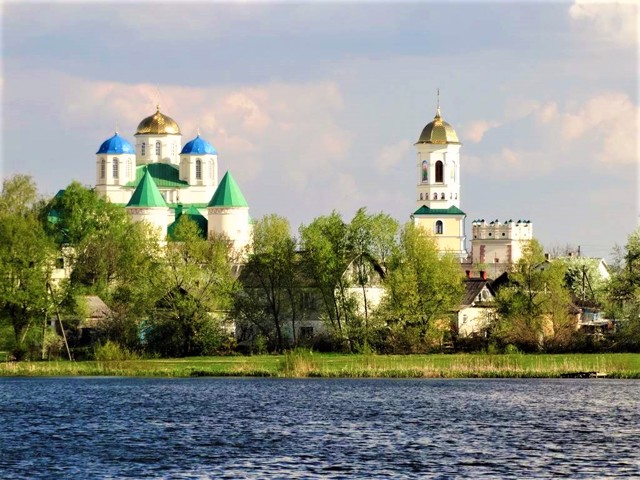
[375, 140, 411, 172]
[569, 1, 639, 47]
[559, 92, 638, 165]
[467, 91, 639, 178]
[463, 120, 501, 143]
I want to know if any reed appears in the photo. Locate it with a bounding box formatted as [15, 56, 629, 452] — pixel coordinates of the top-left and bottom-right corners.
[2, 353, 639, 378]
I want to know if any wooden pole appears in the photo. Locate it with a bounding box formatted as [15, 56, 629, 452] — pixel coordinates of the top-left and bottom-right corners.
[47, 283, 73, 361]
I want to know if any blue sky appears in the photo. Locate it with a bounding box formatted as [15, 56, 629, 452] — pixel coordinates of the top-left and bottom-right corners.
[2, 1, 638, 258]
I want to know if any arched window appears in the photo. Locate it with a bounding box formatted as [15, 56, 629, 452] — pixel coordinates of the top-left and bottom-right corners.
[435, 220, 443, 235]
[433, 193, 438, 200]
[441, 193, 445, 200]
[435, 161, 444, 183]
[196, 159, 202, 180]
[455, 193, 458, 200]
[156, 141, 161, 156]
[100, 158, 105, 179]
[421, 160, 428, 183]
[113, 158, 119, 179]
[141, 142, 146, 156]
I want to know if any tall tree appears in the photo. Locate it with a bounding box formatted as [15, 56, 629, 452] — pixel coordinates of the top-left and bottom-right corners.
[608, 229, 640, 350]
[145, 216, 236, 356]
[44, 182, 162, 349]
[299, 211, 356, 349]
[494, 239, 574, 351]
[0, 176, 55, 358]
[377, 222, 464, 353]
[234, 214, 300, 352]
[346, 208, 398, 346]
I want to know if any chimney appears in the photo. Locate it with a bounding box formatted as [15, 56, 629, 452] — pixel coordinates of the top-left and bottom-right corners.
[465, 270, 471, 279]
[480, 270, 487, 280]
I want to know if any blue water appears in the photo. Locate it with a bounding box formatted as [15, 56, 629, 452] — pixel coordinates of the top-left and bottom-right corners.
[0, 378, 638, 478]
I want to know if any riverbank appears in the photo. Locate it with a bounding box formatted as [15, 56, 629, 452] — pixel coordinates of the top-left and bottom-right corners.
[2, 352, 640, 378]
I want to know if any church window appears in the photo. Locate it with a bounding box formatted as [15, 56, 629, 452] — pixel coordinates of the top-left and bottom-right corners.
[433, 193, 438, 200]
[156, 141, 161, 156]
[441, 193, 445, 200]
[435, 220, 443, 235]
[435, 161, 444, 183]
[455, 193, 458, 200]
[421, 160, 428, 183]
[113, 158, 119, 179]
[420, 193, 423, 200]
[196, 159, 202, 180]
[127, 160, 132, 179]
[100, 159, 105, 179]
[141, 142, 146, 156]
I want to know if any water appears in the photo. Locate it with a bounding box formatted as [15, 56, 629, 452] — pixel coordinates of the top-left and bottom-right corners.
[0, 378, 638, 479]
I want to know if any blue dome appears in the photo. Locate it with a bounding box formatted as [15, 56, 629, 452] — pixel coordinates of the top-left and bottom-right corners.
[180, 135, 217, 155]
[97, 133, 135, 155]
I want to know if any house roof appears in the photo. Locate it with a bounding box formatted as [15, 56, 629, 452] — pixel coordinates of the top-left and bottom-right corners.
[208, 171, 248, 207]
[126, 168, 168, 208]
[461, 279, 496, 307]
[126, 163, 190, 189]
[413, 205, 466, 216]
[167, 205, 208, 240]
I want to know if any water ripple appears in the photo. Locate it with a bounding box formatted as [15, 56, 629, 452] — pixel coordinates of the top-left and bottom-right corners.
[0, 378, 639, 478]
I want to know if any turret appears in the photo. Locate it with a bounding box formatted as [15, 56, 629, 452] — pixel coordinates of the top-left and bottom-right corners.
[207, 171, 251, 255]
[126, 168, 170, 241]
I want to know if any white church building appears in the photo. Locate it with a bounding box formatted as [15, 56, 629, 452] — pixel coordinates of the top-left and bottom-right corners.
[94, 106, 252, 252]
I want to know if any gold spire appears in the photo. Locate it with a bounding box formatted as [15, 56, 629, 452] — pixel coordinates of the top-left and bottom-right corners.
[435, 88, 441, 119]
[197, 127, 200, 136]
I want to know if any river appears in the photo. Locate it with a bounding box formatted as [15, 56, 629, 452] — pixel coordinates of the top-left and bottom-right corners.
[0, 378, 638, 478]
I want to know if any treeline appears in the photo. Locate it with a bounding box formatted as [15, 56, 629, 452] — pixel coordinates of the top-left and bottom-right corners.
[1, 175, 639, 359]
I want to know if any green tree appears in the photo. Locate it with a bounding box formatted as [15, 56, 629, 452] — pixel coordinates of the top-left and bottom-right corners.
[145, 216, 236, 357]
[0, 176, 55, 359]
[377, 222, 464, 353]
[347, 208, 398, 347]
[608, 229, 640, 350]
[234, 214, 301, 352]
[299, 212, 353, 346]
[494, 240, 574, 351]
[44, 183, 162, 350]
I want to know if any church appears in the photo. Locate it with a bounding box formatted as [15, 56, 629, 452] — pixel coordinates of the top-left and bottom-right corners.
[411, 97, 532, 266]
[94, 106, 252, 253]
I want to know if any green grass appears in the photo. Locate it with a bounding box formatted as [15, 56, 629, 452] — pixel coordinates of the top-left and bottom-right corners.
[2, 353, 640, 378]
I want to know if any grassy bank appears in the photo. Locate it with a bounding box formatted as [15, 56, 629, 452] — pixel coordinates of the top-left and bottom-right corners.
[2, 352, 640, 378]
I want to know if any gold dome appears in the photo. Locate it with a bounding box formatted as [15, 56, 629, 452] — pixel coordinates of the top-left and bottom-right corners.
[417, 107, 460, 145]
[135, 106, 181, 135]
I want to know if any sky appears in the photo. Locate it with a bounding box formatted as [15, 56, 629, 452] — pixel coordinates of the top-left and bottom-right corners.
[1, 0, 638, 259]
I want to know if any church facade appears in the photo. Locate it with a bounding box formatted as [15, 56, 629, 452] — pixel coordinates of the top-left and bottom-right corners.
[94, 106, 252, 253]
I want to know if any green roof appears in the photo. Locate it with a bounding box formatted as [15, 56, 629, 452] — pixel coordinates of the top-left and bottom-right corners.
[207, 171, 248, 207]
[127, 169, 168, 208]
[126, 163, 189, 189]
[167, 205, 208, 240]
[413, 205, 466, 216]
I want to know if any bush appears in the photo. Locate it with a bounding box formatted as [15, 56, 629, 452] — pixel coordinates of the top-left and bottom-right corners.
[94, 340, 138, 361]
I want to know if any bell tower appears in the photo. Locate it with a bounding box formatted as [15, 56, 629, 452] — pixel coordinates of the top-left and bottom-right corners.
[412, 91, 467, 259]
